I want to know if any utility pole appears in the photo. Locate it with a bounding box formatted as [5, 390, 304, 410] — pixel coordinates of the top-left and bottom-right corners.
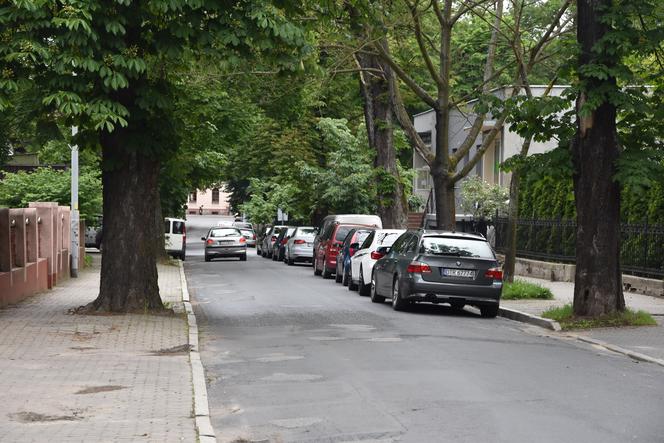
[70, 126, 80, 278]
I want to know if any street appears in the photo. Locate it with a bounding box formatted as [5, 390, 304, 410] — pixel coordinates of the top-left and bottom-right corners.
[184, 217, 664, 443]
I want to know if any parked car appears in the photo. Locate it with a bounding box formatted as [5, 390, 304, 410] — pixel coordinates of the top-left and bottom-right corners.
[370, 230, 502, 317]
[261, 225, 288, 258]
[273, 226, 296, 261]
[165, 217, 186, 260]
[239, 228, 257, 247]
[202, 227, 247, 262]
[256, 226, 270, 255]
[284, 226, 316, 265]
[335, 228, 374, 285]
[313, 214, 382, 262]
[84, 215, 103, 249]
[349, 229, 405, 294]
[314, 223, 376, 279]
[233, 222, 253, 230]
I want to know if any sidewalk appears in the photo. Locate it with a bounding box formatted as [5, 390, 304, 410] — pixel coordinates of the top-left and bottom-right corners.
[503, 276, 664, 362]
[0, 255, 195, 442]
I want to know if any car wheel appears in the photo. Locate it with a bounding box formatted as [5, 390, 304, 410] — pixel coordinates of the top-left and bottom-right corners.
[342, 266, 350, 287]
[358, 266, 370, 296]
[240, 254, 247, 262]
[322, 260, 333, 279]
[348, 274, 358, 291]
[314, 258, 322, 276]
[287, 257, 294, 266]
[370, 271, 385, 303]
[272, 251, 277, 261]
[257, 246, 261, 255]
[204, 254, 211, 262]
[335, 263, 343, 283]
[480, 304, 499, 318]
[180, 250, 186, 261]
[391, 276, 407, 311]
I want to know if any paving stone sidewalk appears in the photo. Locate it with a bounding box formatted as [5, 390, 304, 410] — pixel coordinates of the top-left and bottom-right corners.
[503, 276, 664, 361]
[0, 254, 195, 443]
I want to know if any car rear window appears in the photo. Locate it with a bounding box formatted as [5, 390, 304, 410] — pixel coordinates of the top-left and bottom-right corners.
[210, 228, 240, 238]
[273, 227, 286, 236]
[297, 227, 316, 236]
[335, 226, 354, 242]
[355, 231, 371, 245]
[421, 236, 494, 258]
[172, 221, 185, 234]
[240, 229, 254, 236]
[377, 232, 400, 246]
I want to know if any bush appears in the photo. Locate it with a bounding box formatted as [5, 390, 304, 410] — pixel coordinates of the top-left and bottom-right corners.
[502, 279, 554, 300]
[542, 304, 657, 330]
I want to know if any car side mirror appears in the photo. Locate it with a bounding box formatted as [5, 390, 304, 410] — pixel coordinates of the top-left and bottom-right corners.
[201, 237, 206, 241]
[376, 246, 391, 255]
[350, 242, 359, 250]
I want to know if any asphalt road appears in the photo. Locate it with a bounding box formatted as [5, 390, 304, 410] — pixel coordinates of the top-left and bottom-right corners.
[184, 216, 664, 443]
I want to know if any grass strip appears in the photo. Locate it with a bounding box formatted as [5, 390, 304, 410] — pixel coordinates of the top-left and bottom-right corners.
[542, 304, 657, 330]
[502, 279, 554, 300]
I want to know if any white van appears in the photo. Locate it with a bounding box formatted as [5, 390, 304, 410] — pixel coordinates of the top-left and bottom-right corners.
[165, 217, 186, 260]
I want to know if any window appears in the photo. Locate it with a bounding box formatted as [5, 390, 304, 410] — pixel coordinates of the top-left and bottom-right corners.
[334, 226, 354, 242]
[188, 192, 197, 203]
[420, 236, 494, 258]
[377, 232, 401, 247]
[172, 221, 185, 235]
[211, 188, 220, 204]
[360, 231, 375, 249]
[209, 228, 241, 238]
[164, 220, 171, 233]
[390, 234, 410, 254]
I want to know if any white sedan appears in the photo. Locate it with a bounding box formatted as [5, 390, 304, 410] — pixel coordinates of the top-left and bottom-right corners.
[349, 229, 405, 295]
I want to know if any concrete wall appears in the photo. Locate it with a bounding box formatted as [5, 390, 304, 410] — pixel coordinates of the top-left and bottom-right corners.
[0, 203, 85, 308]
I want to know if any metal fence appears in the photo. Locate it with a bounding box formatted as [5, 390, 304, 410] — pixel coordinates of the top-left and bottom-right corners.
[493, 217, 664, 279]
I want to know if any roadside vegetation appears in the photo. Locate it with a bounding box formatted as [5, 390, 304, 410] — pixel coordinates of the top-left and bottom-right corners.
[542, 304, 657, 330]
[501, 280, 554, 300]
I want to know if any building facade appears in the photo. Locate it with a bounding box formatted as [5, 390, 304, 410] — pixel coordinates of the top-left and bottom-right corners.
[186, 187, 232, 216]
[412, 85, 566, 210]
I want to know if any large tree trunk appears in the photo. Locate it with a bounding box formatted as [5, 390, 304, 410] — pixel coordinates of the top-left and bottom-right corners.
[356, 39, 407, 229]
[571, 0, 624, 316]
[431, 164, 455, 230]
[87, 130, 164, 312]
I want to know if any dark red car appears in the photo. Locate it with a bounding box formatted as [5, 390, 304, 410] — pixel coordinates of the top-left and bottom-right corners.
[314, 223, 374, 279]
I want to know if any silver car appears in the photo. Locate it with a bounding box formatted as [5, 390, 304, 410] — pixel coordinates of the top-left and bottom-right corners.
[202, 227, 247, 262]
[284, 226, 316, 265]
[239, 228, 256, 247]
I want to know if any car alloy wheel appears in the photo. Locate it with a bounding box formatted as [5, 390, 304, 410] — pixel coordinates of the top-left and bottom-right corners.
[335, 263, 343, 283]
[391, 277, 407, 311]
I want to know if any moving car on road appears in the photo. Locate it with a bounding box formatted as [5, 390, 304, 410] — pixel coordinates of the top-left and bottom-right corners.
[335, 228, 373, 285]
[349, 229, 405, 294]
[202, 227, 247, 262]
[370, 230, 502, 317]
[165, 217, 186, 260]
[284, 226, 316, 265]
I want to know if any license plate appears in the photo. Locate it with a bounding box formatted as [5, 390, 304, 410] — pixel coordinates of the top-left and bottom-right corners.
[219, 240, 234, 244]
[442, 268, 475, 279]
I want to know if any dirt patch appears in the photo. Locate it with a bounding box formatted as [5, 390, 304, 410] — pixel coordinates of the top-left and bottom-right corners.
[10, 411, 84, 423]
[151, 344, 192, 356]
[75, 385, 126, 395]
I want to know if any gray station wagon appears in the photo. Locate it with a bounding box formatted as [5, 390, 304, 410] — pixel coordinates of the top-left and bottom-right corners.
[370, 230, 503, 317]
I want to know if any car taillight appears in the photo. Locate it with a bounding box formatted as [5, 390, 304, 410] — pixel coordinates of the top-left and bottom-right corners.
[407, 261, 432, 274]
[271, 235, 277, 242]
[206, 239, 214, 245]
[294, 239, 306, 245]
[349, 248, 356, 256]
[329, 242, 340, 253]
[239, 237, 246, 244]
[370, 251, 384, 260]
[253, 234, 256, 240]
[485, 267, 503, 281]
[281, 239, 288, 245]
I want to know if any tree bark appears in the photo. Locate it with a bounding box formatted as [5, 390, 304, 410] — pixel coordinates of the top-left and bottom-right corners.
[354, 33, 406, 228]
[571, 0, 624, 316]
[87, 128, 164, 312]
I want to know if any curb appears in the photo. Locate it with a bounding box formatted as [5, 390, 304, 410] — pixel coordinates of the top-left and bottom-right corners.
[568, 334, 664, 368]
[498, 307, 562, 331]
[180, 261, 217, 442]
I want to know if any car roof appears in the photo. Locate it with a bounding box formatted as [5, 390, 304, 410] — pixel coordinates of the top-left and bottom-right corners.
[419, 229, 487, 241]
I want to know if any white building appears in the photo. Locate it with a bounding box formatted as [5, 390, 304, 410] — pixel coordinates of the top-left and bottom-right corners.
[412, 85, 567, 209]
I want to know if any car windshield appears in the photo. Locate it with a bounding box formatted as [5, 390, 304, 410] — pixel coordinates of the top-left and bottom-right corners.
[377, 232, 400, 246]
[210, 228, 240, 238]
[421, 237, 494, 258]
